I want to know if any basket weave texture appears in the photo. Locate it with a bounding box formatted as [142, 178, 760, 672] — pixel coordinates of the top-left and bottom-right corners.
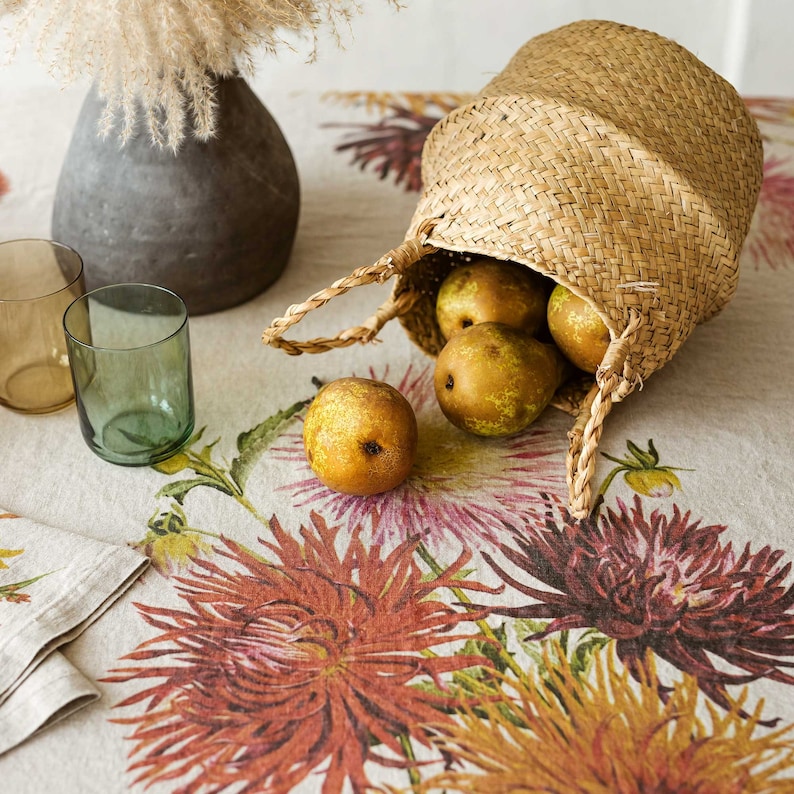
[263, 19, 764, 517]
[399, 19, 762, 371]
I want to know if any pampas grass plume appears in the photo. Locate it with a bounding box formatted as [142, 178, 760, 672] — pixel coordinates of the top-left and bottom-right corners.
[1, 0, 398, 150]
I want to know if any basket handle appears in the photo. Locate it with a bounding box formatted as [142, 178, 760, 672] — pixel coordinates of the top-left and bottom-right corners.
[566, 310, 644, 518]
[262, 220, 439, 355]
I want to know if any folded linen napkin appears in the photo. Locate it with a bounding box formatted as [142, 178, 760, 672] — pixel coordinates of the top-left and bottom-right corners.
[0, 510, 148, 755]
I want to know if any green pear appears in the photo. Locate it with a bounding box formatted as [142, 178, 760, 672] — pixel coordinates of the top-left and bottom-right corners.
[433, 322, 565, 437]
[435, 257, 549, 341]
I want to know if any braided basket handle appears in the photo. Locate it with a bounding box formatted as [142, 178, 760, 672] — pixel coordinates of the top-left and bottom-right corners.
[566, 311, 644, 518]
[262, 221, 439, 355]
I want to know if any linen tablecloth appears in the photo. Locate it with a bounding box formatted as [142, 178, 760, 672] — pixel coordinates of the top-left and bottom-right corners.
[1, 85, 794, 792]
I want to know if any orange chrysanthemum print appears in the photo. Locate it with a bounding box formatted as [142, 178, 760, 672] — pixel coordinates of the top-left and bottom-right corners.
[416, 642, 794, 793]
[104, 512, 495, 794]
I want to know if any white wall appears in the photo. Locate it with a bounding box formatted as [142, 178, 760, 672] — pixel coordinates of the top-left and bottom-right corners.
[1, 0, 792, 97]
[740, 0, 794, 95]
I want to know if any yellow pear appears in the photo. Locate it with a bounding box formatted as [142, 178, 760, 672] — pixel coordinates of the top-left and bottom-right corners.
[546, 284, 611, 373]
[303, 377, 417, 495]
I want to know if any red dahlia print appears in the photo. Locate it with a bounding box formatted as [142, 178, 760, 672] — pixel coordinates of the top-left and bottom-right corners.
[484, 495, 794, 719]
[0, 170, 8, 199]
[330, 103, 431, 192]
[744, 156, 794, 270]
[104, 512, 494, 794]
[325, 93, 466, 192]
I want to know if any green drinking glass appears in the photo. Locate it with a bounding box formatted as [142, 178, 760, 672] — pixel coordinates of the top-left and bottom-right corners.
[63, 283, 195, 466]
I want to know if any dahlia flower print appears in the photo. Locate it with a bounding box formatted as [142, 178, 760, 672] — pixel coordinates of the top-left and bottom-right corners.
[483, 494, 794, 719]
[104, 511, 495, 793]
[744, 155, 794, 270]
[416, 642, 794, 793]
[325, 92, 470, 192]
[275, 363, 569, 551]
[0, 170, 8, 199]
[746, 97, 794, 144]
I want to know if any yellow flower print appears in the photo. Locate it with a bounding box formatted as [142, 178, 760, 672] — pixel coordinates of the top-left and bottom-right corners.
[142, 531, 212, 575]
[624, 466, 682, 496]
[0, 546, 24, 570]
[132, 504, 215, 576]
[0, 512, 22, 569]
[415, 641, 794, 793]
[599, 438, 691, 502]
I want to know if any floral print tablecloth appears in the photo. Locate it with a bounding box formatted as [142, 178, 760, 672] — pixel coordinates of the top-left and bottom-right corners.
[1, 87, 794, 793]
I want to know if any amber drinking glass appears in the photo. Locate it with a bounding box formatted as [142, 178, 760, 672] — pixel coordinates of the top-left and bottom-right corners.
[63, 283, 195, 466]
[0, 239, 86, 413]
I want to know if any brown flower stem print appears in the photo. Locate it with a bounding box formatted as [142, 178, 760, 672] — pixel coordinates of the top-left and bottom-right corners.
[325, 91, 471, 118]
[104, 513, 498, 794]
[482, 494, 794, 724]
[414, 641, 794, 793]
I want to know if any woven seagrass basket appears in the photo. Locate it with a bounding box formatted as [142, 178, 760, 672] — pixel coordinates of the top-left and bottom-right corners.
[263, 19, 764, 517]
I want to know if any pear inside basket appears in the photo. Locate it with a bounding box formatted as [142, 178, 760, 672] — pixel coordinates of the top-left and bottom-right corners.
[262, 19, 764, 517]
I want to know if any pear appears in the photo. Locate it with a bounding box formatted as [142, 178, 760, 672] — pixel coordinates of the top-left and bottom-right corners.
[433, 322, 564, 437]
[435, 256, 549, 341]
[303, 377, 417, 495]
[546, 284, 611, 373]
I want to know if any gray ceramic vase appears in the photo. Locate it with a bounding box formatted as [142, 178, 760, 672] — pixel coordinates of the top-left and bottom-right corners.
[51, 77, 300, 315]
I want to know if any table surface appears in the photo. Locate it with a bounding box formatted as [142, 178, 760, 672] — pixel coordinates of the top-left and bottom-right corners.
[2, 86, 794, 792]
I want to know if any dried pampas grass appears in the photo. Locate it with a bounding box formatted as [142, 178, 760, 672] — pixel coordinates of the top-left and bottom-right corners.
[1, 0, 398, 150]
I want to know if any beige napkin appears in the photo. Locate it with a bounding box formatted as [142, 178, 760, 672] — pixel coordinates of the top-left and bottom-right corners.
[0, 510, 148, 755]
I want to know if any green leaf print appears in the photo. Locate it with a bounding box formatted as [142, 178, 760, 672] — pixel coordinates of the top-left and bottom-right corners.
[230, 398, 310, 492]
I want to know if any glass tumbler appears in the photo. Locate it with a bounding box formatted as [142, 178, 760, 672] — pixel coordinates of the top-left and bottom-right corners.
[63, 283, 195, 466]
[0, 239, 85, 413]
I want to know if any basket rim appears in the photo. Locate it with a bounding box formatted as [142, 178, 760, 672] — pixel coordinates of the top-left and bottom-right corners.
[403, 242, 620, 343]
[412, 93, 745, 328]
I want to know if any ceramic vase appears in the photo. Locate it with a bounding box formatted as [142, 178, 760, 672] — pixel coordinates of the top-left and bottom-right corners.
[51, 77, 300, 315]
